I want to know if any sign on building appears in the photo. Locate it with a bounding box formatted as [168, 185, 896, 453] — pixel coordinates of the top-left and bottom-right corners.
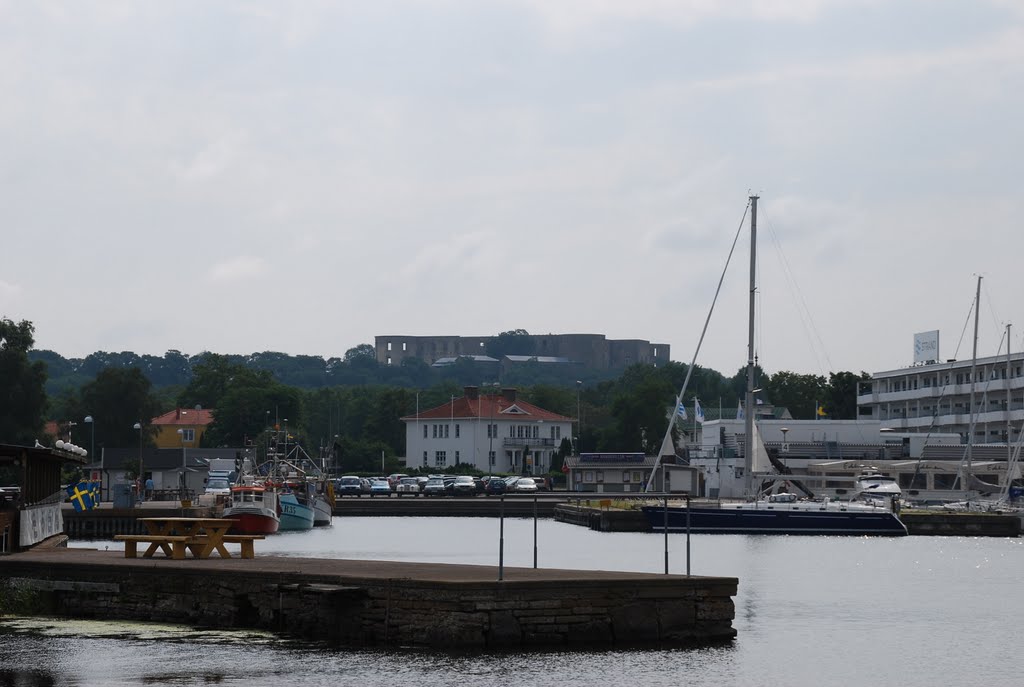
[913, 330, 940, 364]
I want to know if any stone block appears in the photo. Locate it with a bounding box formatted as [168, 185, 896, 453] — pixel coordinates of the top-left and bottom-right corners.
[609, 601, 660, 642]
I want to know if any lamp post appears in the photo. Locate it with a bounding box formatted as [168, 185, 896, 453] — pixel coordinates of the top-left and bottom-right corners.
[83, 416, 94, 459]
[575, 380, 582, 455]
[133, 422, 143, 504]
[176, 428, 191, 500]
[67, 420, 77, 443]
[780, 427, 789, 468]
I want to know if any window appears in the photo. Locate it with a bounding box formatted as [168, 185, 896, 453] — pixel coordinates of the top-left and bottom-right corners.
[386, 356, 392, 365]
[435, 451, 447, 467]
[622, 471, 631, 483]
[387, 342, 392, 351]
[583, 470, 594, 483]
[402, 342, 407, 351]
[179, 429, 195, 442]
[489, 451, 495, 466]
[532, 425, 539, 438]
[444, 425, 450, 439]
[423, 425, 428, 438]
[550, 426, 556, 439]
[422, 451, 428, 466]
[432, 425, 437, 439]
[455, 450, 460, 463]
[455, 424, 460, 438]
[556, 426, 561, 439]
[596, 471, 604, 483]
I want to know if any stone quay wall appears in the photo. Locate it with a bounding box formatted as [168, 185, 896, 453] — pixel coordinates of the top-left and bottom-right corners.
[3, 555, 736, 649]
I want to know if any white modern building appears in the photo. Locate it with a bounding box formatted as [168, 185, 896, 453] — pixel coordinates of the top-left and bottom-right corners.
[402, 387, 573, 474]
[856, 352, 1024, 444]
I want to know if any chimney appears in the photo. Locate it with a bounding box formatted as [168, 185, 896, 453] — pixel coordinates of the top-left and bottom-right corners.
[464, 386, 479, 400]
[502, 388, 517, 402]
[176, 408, 181, 419]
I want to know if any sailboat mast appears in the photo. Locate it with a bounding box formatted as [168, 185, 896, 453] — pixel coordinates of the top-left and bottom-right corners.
[965, 275, 981, 486]
[744, 195, 758, 496]
[1007, 323, 1012, 466]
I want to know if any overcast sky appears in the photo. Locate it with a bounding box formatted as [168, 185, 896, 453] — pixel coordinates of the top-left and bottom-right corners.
[3, 0, 1023, 378]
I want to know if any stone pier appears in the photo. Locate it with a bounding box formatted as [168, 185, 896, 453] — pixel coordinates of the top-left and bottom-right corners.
[1, 548, 736, 649]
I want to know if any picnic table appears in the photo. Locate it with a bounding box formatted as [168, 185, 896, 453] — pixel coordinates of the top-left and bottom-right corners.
[114, 517, 263, 560]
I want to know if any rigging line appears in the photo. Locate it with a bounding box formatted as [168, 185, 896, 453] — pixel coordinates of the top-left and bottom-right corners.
[758, 201, 832, 376]
[644, 199, 751, 492]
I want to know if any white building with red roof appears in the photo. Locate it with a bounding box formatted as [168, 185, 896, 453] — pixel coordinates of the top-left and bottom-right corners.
[402, 387, 574, 474]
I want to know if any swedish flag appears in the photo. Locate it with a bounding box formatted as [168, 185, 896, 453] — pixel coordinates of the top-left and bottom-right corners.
[66, 482, 94, 512]
[89, 480, 101, 509]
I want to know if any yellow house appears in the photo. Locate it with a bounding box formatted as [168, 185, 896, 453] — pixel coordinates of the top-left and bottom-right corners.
[152, 408, 215, 449]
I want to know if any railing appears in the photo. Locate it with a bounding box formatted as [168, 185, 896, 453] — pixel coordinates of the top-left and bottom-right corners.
[502, 438, 556, 448]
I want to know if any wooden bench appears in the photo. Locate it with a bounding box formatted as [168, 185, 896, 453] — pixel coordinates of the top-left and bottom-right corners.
[114, 534, 191, 560]
[188, 534, 265, 559]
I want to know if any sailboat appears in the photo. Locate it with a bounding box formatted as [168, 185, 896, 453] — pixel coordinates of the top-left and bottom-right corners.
[642, 195, 907, 536]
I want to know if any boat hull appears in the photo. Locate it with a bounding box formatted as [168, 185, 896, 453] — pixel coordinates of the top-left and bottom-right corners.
[278, 493, 315, 531]
[224, 509, 280, 535]
[312, 495, 332, 526]
[641, 504, 908, 536]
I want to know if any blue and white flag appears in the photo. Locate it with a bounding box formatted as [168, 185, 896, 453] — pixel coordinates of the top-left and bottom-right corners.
[676, 402, 687, 420]
[736, 400, 744, 420]
[695, 399, 705, 424]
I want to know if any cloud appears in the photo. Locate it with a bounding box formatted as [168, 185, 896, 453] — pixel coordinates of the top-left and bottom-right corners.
[0, 280, 24, 307]
[207, 256, 268, 282]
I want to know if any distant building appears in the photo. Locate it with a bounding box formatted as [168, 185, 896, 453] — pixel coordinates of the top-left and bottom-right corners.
[402, 386, 573, 474]
[856, 352, 1024, 444]
[152, 408, 214, 449]
[376, 333, 670, 371]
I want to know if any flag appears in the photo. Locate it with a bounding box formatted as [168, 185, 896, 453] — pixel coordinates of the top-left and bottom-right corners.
[695, 398, 705, 424]
[90, 480, 101, 508]
[816, 403, 827, 418]
[561, 462, 570, 474]
[736, 400, 744, 420]
[66, 482, 94, 512]
[676, 402, 687, 420]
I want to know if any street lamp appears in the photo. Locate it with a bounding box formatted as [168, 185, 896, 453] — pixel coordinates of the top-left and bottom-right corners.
[780, 427, 789, 467]
[575, 381, 582, 455]
[83, 416, 94, 461]
[176, 428, 191, 499]
[133, 422, 143, 504]
[67, 420, 78, 443]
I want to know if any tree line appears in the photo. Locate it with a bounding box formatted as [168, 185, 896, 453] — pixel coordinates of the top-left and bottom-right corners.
[3, 318, 869, 476]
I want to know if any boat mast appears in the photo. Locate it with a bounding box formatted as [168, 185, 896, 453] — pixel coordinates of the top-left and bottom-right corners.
[964, 275, 981, 490]
[744, 195, 758, 497]
[1007, 323, 1012, 466]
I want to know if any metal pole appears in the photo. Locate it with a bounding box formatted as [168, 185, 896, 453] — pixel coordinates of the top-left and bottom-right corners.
[498, 494, 505, 581]
[663, 496, 669, 574]
[533, 494, 538, 569]
[744, 194, 758, 497]
[686, 494, 691, 576]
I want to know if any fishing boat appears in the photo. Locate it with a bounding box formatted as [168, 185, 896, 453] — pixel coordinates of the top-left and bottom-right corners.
[642, 195, 906, 536]
[222, 485, 280, 534]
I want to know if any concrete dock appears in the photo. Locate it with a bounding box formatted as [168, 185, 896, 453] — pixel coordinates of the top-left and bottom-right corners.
[1, 547, 738, 649]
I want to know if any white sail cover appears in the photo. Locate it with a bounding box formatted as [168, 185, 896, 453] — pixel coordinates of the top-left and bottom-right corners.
[751, 422, 773, 474]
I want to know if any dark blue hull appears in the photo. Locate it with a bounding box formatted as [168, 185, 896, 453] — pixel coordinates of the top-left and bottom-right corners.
[641, 505, 908, 536]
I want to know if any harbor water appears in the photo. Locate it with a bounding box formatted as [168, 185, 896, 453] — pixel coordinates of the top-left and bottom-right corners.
[2, 516, 1021, 686]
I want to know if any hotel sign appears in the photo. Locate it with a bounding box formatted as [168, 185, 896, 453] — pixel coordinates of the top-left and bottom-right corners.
[913, 330, 940, 364]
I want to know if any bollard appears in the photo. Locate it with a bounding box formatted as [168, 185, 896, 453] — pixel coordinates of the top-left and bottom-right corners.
[663, 496, 669, 575]
[533, 494, 538, 569]
[498, 494, 505, 581]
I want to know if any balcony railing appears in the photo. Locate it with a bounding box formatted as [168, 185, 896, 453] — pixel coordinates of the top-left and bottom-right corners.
[503, 438, 556, 448]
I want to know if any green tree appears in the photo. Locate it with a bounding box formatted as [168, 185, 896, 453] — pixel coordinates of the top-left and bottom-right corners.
[0, 319, 48, 445]
[177, 354, 272, 409]
[765, 370, 827, 419]
[824, 371, 870, 419]
[70, 367, 164, 450]
[486, 329, 535, 359]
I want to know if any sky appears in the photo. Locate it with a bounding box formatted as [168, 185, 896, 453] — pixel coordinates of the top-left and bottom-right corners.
[2, 0, 1023, 379]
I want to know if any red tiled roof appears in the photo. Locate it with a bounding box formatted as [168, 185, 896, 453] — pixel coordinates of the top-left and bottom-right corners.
[151, 408, 215, 426]
[402, 395, 573, 422]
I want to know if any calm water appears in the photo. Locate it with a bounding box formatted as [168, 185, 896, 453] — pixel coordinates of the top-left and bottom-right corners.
[2, 517, 1021, 686]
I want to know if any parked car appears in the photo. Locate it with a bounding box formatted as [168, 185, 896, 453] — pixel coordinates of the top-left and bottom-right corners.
[387, 473, 409, 490]
[395, 477, 422, 497]
[484, 478, 507, 496]
[335, 476, 365, 497]
[514, 477, 539, 493]
[451, 475, 477, 496]
[422, 477, 447, 497]
[369, 479, 392, 497]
